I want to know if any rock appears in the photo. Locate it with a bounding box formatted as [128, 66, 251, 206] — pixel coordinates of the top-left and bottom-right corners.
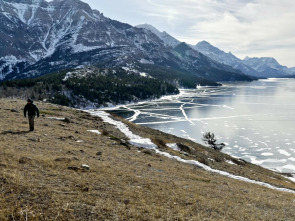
[19, 157, 33, 164]
[142, 149, 153, 155]
[123, 199, 130, 205]
[82, 187, 89, 192]
[177, 143, 193, 154]
[120, 139, 129, 147]
[28, 138, 38, 142]
[68, 166, 80, 171]
[0, 163, 7, 168]
[96, 152, 102, 156]
[147, 164, 152, 167]
[81, 164, 90, 170]
[64, 117, 71, 123]
[55, 157, 72, 163]
[67, 151, 75, 155]
[44, 124, 49, 126]
[0, 178, 8, 184]
[11, 109, 19, 113]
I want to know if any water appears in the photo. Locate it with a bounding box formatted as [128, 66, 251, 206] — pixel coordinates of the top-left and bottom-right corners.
[109, 78, 295, 173]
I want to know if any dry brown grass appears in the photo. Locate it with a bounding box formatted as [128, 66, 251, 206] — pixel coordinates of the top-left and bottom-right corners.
[1, 98, 295, 220]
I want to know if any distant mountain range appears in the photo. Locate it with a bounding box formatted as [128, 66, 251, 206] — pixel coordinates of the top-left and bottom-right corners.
[194, 41, 295, 78]
[0, 0, 253, 85]
[135, 25, 295, 78]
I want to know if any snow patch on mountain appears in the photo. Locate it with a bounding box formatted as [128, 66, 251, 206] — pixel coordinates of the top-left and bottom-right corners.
[8, 2, 29, 24]
[139, 58, 154, 64]
[0, 56, 24, 80]
[136, 24, 180, 48]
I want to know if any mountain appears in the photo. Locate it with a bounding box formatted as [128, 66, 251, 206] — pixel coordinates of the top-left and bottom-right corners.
[135, 24, 180, 47]
[243, 56, 295, 77]
[195, 41, 260, 77]
[0, 0, 252, 84]
[135, 25, 253, 82]
[173, 42, 253, 82]
[195, 41, 295, 78]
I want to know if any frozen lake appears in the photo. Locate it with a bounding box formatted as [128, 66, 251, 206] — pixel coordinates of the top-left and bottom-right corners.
[109, 78, 295, 173]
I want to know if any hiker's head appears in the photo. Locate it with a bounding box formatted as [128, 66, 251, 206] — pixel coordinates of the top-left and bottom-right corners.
[27, 98, 33, 104]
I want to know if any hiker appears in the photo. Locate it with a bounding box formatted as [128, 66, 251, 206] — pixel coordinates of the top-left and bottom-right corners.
[24, 98, 39, 131]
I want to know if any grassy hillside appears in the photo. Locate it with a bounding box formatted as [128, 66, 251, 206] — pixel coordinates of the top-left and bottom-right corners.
[0, 98, 295, 220]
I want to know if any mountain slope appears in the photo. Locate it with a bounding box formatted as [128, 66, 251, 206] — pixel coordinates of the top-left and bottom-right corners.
[0, 0, 251, 84]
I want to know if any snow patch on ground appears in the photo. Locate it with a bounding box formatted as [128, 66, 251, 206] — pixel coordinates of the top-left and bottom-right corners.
[167, 143, 180, 151]
[87, 130, 101, 135]
[47, 117, 66, 121]
[226, 160, 236, 165]
[87, 110, 157, 149]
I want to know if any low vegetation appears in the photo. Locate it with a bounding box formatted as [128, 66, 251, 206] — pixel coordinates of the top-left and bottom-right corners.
[202, 132, 225, 151]
[1, 98, 295, 220]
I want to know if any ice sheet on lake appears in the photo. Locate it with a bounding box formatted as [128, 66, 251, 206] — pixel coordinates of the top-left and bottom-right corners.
[261, 153, 274, 156]
[278, 149, 291, 157]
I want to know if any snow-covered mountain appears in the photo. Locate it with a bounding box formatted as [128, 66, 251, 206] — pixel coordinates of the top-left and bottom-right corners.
[0, 0, 251, 83]
[195, 41, 295, 78]
[243, 57, 294, 77]
[135, 24, 180, 48]
[195, 41, 260, 77]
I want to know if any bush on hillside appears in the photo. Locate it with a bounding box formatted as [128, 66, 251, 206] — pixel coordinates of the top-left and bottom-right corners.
[202, 132, 225, 151]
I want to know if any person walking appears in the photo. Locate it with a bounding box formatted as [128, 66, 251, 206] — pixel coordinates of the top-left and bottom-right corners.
[24, 98, 39, 131]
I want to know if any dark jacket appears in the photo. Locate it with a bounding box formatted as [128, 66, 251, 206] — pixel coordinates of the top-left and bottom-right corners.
[24, 103, 39, 117]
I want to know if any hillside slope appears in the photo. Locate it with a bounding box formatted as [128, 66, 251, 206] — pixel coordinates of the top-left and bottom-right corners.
[1, 98, 295, 220]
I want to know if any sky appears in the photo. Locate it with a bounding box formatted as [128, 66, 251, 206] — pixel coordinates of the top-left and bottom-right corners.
[49, 0, 295, 67]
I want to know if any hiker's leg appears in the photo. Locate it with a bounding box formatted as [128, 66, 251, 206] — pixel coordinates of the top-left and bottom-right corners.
[28, 116, 35, 131]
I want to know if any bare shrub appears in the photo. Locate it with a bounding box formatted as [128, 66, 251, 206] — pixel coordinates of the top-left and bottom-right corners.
[202, 132, 225, 151]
